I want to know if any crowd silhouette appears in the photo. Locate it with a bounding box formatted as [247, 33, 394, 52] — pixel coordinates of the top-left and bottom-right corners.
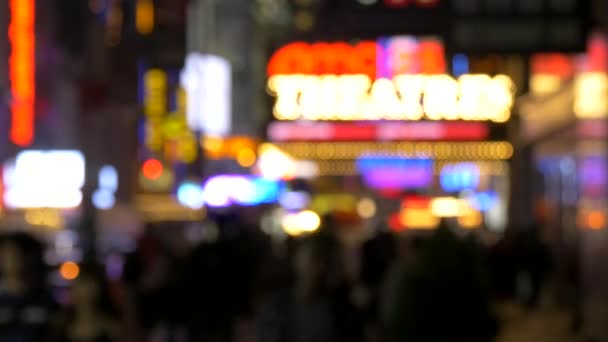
[0, 215, 552, 342]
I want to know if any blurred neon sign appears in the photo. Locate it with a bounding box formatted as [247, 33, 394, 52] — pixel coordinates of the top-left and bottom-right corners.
[4, 151, 85, 209]
[268, 37, 514, 122]
[268, 73, 514, 122]
[440, 162, 480, 192]
[574, 72, 608, 119]
[268, 38, 445, 79]
[466, 191, 498, 212]
[143, 69, 167, 151]
[141, 68, 197, 164]
[357, 157, 433, 189]
[181, 53, 232, 136]
[202, 175, 283, 208]
[267, 121, 489, 141]
[9, 0, 36, 146]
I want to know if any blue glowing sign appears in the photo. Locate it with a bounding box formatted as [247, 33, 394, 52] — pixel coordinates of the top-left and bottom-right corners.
[468, 191, 498, 212]
[440, 163, 480, 192]
[202, 175, 283, 208]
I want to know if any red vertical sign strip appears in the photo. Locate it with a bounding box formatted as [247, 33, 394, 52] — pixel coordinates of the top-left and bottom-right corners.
[9, 0, 35, 146]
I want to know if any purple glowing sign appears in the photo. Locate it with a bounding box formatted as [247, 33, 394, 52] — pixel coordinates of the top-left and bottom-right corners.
[581, 156, 606, 197]
[356, 157, 433, 190]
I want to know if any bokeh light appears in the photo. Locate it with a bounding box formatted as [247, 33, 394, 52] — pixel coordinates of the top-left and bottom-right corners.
[60, 261, 80, 281]
[357, 198, 377, 219]
[142, 159, 163, 180]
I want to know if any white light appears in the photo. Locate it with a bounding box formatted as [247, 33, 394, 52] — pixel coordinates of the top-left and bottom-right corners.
[279, 191, 311, 210]
[92, 189, 116, 210]
[177, 182, 205, 210]
[257, 143, 297, 180]
[430, 197, 466, 217]
[4, 150, 86, 209]
[99, 165, 118, 192]
[201, 177, 232, 207]
[181, 53, 232, 136]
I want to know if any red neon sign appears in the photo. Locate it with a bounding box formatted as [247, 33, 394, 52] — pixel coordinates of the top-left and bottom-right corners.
[267, 121, 489, 142]
[9, 0, 35, 146]
[267, 38, 445, 79]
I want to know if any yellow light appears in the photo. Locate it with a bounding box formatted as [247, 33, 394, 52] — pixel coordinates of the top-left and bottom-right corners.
[176, 132, 198, 163]
[357, 198, 377, 219]
[144, 69, 167, 151]
[282, 210, 321, 236]
[530, 74, 562, 95]
[237, 148, 257, 167]
[60, 261, 80, 281]
[310, 193, 357, 215]
[274, 141, 513, 161]
[24, 209, 63, 229]
[202, 136, 224, 158]
[269, 74, 514, 122]
[458, 208, 483, 229]
[399, 208, 439, 230]
[430, 197, 466, 217]
[136, 0, 155, 35]
[575, 72, 608, 118]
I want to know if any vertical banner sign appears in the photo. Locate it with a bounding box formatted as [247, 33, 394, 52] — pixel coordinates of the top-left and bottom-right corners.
[143, 69, 168, 151]
[181, 53, 232, 137]
[9, 0, 35, 146]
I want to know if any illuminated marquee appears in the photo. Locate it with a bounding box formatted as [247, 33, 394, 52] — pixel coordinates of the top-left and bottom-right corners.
[9, 0, 36, 146]
[267, 38, 446, 79]
[269, 74, 514, 122]
[268, 38, 515, 122]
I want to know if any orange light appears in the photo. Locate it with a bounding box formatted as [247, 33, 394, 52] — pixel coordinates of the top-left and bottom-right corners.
[588, 211, 605, 230]
[236, 148, 257, 168]
[9, 0, 35, 146]
[60, 261, 80, 281]
[142, 159, 163, 180]
[136, 0, 154, 35]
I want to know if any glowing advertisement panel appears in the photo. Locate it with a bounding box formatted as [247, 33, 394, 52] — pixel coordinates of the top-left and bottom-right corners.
[181, 53, 232, 136]
[4, 151, 85, 209]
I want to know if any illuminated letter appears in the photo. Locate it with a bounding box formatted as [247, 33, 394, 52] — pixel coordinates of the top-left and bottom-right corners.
[484, 75, 514, 122]
[336, 75, 372, 120]
[424, 75, 458, 120]
[370, 78, 403, 120]
[458, 74, 490, 120]
[394, 75, 426, 120]
[269, 75, 302, 120]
